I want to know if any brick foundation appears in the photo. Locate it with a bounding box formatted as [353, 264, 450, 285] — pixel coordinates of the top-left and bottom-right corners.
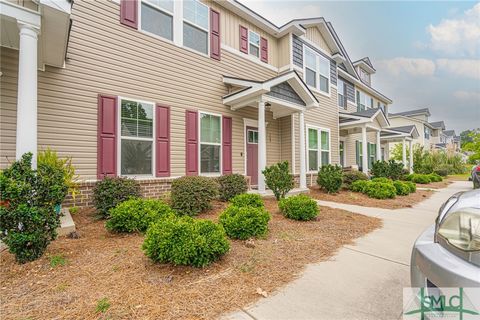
[63, 178, 174, 208]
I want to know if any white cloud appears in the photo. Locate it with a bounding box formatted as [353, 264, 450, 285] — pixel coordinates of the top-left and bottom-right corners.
[454, 90, 480, 101]
[377, 58, 436, 77]
[436, 59, 480, 79]
[427, 3, 480, 57]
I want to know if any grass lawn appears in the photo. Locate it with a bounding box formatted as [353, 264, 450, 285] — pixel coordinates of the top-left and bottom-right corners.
[0, 199, 381, 320]
[447, 173, 471, 181]
[309, 186, 434, 209]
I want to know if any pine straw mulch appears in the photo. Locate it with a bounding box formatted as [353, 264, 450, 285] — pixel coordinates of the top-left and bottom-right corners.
[415, 180, 452, 189]
[309, 186, 434, 209]
[0, 199, 381, 320]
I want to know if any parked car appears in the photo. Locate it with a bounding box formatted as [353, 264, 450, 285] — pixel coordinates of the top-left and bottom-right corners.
[411, 189, 480, 288]
[470, 164, 480, 189]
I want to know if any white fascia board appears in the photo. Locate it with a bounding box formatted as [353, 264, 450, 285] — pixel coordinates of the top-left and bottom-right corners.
[222, 76, 260, 88]
[353, 60, 376, 74]
[1, 1, 41, 28]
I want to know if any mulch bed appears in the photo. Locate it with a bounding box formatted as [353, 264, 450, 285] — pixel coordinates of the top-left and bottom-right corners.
[309, 186, 434, 209]
[415, 180, 452, 189]
[0, 199, 381, 320]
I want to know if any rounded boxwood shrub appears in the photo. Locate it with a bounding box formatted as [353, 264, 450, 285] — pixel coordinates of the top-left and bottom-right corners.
[364, 182, 396, 199]
[405, 181, 417, 193]
[106, 199, 175, 233]
[404, 174, 414, 181]
[217, 174, 248, 201]
[229, 193, 264, 209]
[219, 205, 270, 240]
[317, 164, 343, 193]
[371, 177, 392, 184]
[427, 173, 443, 182]
[278, 195, 319, 221]
[171, 176, 218, 216]
[411, 174, 431, 184]
[393, 181, 410, 196]
[93, 177, 141, 218]
[351, 180, 371, 193]
[143, 216, 230, 267]
[342, 171, 368, 190]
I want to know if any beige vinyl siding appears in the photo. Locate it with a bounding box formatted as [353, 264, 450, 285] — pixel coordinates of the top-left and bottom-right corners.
[279, 115, 292, 168]
[208, 1, 279, 68]
[305, 27, 333, 55]
[277, 34, 291, 69]
[0, 0, 286, 180]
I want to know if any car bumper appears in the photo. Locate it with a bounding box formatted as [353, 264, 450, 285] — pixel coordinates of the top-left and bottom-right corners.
[410, 225, 480, 288]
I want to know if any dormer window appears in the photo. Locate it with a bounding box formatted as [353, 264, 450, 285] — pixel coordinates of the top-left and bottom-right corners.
[359, 68, 370, 84]
[248, 31, 260, 58]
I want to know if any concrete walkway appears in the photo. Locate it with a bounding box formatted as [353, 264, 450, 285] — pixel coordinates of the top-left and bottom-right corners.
[223, 181, 471, 320]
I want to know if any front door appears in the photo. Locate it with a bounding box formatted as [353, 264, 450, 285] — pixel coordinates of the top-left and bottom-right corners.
[246, 126, 259, 185]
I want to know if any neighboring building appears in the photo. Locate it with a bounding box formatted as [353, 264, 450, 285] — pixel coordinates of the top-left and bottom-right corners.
[443, 130, 460, 152]
[388, 108, 434, 151]
[0, 0, 417, 205]
[430, 121, 447, 150]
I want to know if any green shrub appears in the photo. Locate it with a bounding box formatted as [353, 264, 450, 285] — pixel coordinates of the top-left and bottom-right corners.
[364, 182, 396, 199]
[217, 174, 248, 201]
[106, 199, 175, 233]
[143, 216, 230, 267]
[262, 161, 294, 200]
[434, 164, 453, 177]
[0, 153, 61, 263]
[393, 181, 410, 196]
[230, 193, 264, 209]
[403, 174, 413, 181]
[317, 164, 343, 193]
[411, 174, 432, 184]
[427, 173, 443, 182]
[278, 195, 319, 221]
[171, 176, 218, 216]
[405, 181, 417, 193]
[219, 205, 270, 240]
[351, 180, 371, 193]
[93, 177, 141, 218]
[371, 177, 392, 183]
[342, 171, 368, 190]
[370, 160, 404, 180]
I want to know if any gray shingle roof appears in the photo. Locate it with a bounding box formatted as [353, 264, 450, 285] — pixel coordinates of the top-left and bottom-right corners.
[429, 121, 445, 129]
[444, 130, 456, 136]
[350, 108, 381, 118]
[389, 108, 431, 117]
[389, 125, 416, 134]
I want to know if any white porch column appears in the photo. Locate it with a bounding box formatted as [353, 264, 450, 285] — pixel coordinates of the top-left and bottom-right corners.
[409, 140, 413, 173]
[376, 130, 382, 161]
[361, 126, 368, 174]
[299, 111, 306, 189]
[16, 23, 39, 169]
[402, 138, 407, 169]
[257, 100, 267, 193]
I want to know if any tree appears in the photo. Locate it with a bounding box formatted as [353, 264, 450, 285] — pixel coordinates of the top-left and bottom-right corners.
[460, 129, 476, 148]
[462, 130, 480, 164]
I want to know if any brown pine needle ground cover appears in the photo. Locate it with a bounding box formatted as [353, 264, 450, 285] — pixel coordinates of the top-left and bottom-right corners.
[0, 199, 380, 320]
[309, 186, 434, 209]
[416, 180, 451, 189]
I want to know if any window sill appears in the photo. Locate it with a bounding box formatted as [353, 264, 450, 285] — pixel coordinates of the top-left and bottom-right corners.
[199, 172, 222, 177]
[308, 86, 331, 98]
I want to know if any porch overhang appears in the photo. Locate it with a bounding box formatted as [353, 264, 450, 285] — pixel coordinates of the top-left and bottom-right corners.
[222, 71, 319, 119]
[339, 108, 389, 131]
[380, 125, 419, 142]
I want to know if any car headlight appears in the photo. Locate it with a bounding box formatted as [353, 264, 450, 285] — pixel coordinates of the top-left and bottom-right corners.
[437, 208, 480, 252]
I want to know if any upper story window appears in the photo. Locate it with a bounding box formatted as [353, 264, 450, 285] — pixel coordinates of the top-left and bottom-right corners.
[356, 90, 373, 111]
[304, 47, 330, 94]
[337, 79, 346, 109]
[359, 68, 370, 84]
[200, 112, 222, 174]
[424, 127, 430, 140]
[120, 98, 155, 176]
[140, 0, 174, 41]
[248, 31, 260, 58]
[183, 0, 209, 54]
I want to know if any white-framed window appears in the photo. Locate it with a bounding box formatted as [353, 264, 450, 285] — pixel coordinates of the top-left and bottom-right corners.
[338, 78, 346, 109]
[356, 90, 373, 111]
[119, 98, 155, 176]
[359, 68, 370, 84]
[424, 127, 430, 140]
[307, 126, 330, 172]
[304, 47, 330, 94]
[247, 129, 259, 144]
[199, 112, 222, 174]
[140, 0, 174, 41]
[183, 0, 209, 55]
[248, 30, 260, 58]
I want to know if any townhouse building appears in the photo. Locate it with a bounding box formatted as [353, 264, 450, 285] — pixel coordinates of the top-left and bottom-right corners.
[0, 0, 416, 205]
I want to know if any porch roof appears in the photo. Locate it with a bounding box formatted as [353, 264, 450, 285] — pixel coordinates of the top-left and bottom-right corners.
[222, 71, 319, 119]
[339, 108, 390, 129]
[380, 125, 419, 142]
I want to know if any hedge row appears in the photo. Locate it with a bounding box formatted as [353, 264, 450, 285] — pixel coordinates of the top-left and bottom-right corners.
[351, 179, 416, 199]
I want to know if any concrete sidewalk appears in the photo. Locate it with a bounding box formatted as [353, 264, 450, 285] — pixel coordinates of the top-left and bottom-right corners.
[223, 181, 471, 320]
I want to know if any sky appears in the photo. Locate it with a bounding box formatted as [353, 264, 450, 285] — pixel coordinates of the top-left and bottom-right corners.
[240, 0, 480, 133]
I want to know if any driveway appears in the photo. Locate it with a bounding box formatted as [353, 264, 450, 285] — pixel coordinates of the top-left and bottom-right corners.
[223, 181, 472, 320]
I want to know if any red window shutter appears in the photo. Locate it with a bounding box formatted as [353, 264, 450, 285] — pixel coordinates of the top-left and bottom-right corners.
[222, 116, 232, 174]
[210, 9, 221, 61]
[97, 95, 117, 179]
[260, 37, 268, 63]
[156, 104, 170, 177]
[120, 0, 138, 29]
[185, 110, 198, 176]
[239, 25, 248, 53]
